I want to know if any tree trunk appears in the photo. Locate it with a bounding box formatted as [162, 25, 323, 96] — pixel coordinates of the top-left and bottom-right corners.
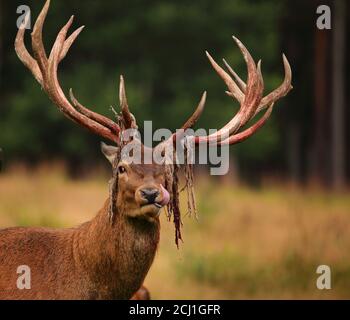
[287, 123, 301, 184]
[0, 0, 3, 88]
[331, 0, 346, 189]
[312, 26, 331, 186]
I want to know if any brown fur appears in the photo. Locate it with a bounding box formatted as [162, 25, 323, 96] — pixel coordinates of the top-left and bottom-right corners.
[0, 200, 159, 299]
[0, 154, 166, 300]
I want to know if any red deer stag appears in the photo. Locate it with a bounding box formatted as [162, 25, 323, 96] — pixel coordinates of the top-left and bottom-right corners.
[0, 0, 292, 299]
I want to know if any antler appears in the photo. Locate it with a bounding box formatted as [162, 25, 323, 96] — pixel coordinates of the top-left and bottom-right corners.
[14, 0, 137, 144]
[16, 1, 292, 149]
[174, 36, 292, 145]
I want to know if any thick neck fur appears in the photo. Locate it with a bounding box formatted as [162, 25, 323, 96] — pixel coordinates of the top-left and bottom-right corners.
[72, 199, 160, 299]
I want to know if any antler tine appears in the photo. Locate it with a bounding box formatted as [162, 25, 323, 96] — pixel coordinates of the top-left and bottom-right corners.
[15, 0, 121, 144]
[224, 53, 292, 117]
[215, 36, 260, 135]
[206, 51, 244, 104]
[69, 89, 121, 133]
[31, 0, 50, 78]
[14, 2, 84, 87]
[239, 59, 264, 127]
[48, 16, 120, 142]
[59, 26, 85, 62]
[49, 15, 75, 62]
[180, 91, 207, 130]
[154, 89, 207, 149]
[119, 75, 138, 129]
[15, 12, 43, 85]
[230, 36, 263, 129]
[223, 44, 293, 119]
[222, 58, 246, 93]
[167, 91, 207, 145]
[189, 36, 291, 146]
[194, 36, 261, 145]
[255, 54, 292, 115]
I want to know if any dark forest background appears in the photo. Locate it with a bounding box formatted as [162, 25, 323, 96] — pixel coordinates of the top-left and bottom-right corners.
[0, 0, 349, 188]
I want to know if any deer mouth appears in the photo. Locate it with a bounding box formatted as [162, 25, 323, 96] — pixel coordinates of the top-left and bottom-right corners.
[139, 203, 163, 220]
[137, 184, 170, 218]
[141, 202, 163, 210]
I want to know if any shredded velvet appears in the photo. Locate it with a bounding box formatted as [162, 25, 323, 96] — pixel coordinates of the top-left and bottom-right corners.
[108, 110, 197, 246]
[164, 143, 197, 247]
[166, 164, 196, 247]
[109, 154, 197, 247]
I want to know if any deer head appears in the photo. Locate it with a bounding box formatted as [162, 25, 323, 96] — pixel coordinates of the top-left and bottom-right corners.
[15, 0, 292, 245]
[101, 141, 170, 222]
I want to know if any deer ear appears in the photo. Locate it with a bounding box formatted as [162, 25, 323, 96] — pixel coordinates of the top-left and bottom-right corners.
[101, 142, 119, 165]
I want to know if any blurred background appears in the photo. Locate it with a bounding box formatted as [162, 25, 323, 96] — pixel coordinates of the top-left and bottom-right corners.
[0, 0, 349, 298]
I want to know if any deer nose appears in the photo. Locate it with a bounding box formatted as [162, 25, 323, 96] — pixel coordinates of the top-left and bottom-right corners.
[140, 188, 160, 204]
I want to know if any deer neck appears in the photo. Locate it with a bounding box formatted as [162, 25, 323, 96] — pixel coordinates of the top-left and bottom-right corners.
[72, 199, 160, 299]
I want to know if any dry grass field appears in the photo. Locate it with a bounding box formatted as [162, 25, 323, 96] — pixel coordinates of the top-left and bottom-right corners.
[1, 166, 350, 299]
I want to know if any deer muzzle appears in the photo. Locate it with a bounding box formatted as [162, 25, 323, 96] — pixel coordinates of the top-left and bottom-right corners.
[136, 184, 170, 218]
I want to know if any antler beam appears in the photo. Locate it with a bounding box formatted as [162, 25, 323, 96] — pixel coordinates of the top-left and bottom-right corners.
[174, 36, 292, 146]
[15, 0, 124, 143]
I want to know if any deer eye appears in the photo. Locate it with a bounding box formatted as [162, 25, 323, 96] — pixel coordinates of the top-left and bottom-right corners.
[118, 166, 127, 174]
